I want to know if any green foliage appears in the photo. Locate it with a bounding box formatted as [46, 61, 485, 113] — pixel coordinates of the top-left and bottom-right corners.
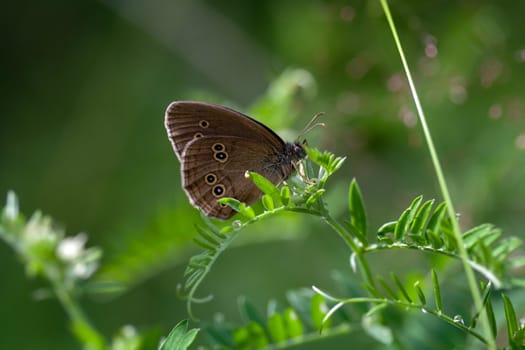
[502, 293, 525, 349]
[173, 142, 525, 349]
[0, 192, 198, 350]
[0, 192, 106, 350]
[366, 195, 525, 289]
[202, 290, 353, 350]
[177, 148, 346, 318]
[3, 113, 525, 350]
[3, 2, 525, 350]
[160, 321, 199, 350]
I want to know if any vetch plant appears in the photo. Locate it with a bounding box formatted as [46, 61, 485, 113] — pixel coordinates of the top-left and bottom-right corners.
[2, 2, 525, 349]
[0, 192, 199, 350]
[176, 145, 525, 349]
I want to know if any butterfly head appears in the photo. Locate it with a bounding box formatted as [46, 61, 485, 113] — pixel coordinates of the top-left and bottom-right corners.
[286, 141, 307, 162]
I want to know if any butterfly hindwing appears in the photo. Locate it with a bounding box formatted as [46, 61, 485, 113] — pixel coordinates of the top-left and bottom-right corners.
[180, 136, 288, 219]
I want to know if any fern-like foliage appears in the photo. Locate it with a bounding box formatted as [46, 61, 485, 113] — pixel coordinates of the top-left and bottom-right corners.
[178, 147, 346, 318]
[201, 288, 355, 349]
[0, 192, 199, 350]
[179, 147, 525, 348]
[312, 177, 525, 348]
[356, 194, 525, 289]
[159, 320, 199, 350]
[313, 270, 495, 345]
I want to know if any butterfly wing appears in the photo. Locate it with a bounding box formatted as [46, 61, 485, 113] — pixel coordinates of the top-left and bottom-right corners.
[165, 101, 285, 160]
[180, 136, 291, 219]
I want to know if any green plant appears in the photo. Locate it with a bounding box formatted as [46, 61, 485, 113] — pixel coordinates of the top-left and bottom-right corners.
[2, 2, 525, 349]
[0, 192, 199, 350]
[176, 145, 525, 349]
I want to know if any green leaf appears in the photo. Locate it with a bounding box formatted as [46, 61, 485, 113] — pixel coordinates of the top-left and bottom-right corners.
[192, 237, 217, 252]
[286, 289, 314, 325]
[410, 199, 434, 236]
[440, 218, 458, 252]
[233, 326, 250, 349]
[432, 270, 443, 312]
[492, 237, 522, 261]
[218, 197, 241, 213]
[160, 320, 199, 350]
[194, 225, 221, 246]
[238, 296, 265, 326]
[502, 293, 519, 348]
[475, 240, 492, 266]
[71, 318, 106, 350]
[463, 224, 498, 249]
[377, 221, 397, 240]
[348, 179, 368, 239]
[280, 186, 291, 206]
[238, 203, 255, 220]
[331, 156, 346, 173]
[305, 148, 345, 177]
[247, 321, 269, 349]
[427, 230, 444, 249]
[391, 273, 412, 303]
[394, 209, 411, 241]
[305, 189, 325, 207]
[414, 280, 426, 305]
[267, 312, 287, 343]
[425, 202, 447, 236]
[204, 323, 234, 348]
[394, 196, 422, 241]
[311, 293, 331, 330]
[261, 194, 274, 211]
[478, 282, 497, 337]
[485, 295, 497, 337]
[283, 308, 304, 338]
[305, 147, 324, 167]
[376, 276, 397, 300]
[184, 270, 204, 290]
[247, 172, 280, 197]
[220, 225, 234, 234]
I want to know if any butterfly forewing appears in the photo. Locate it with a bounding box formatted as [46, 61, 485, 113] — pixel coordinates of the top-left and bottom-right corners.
[165, 101, 285, 160]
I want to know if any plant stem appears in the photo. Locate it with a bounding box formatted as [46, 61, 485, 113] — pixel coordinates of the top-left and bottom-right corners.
[379, 1, 496, 349]
[47, 267, 105, 350]
[338, 296, 488, 344]
[316, 199, 376, 289]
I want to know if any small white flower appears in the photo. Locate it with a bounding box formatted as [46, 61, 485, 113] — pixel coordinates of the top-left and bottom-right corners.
[57, 233, 87, 261]
[71, 260, 98, 279]
[121, 325, 137, 338]
[24, 214, 57, 246]
[4, 191, 19, 220]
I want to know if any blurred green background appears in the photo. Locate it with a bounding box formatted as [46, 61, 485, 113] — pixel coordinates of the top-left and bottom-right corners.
[1, 0, 524, 349]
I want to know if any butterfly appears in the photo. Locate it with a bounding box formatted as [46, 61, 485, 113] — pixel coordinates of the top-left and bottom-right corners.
[164, 101, 307, 219]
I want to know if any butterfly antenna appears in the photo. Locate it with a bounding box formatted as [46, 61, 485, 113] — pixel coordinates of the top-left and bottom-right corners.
[298, 111, 326, 139]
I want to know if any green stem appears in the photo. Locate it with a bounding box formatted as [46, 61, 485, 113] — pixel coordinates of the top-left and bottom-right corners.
[266, 323, 354, 350]
[362, 243, 501, 287]
[336, 296, 488, 344]
[47, 268, 105, 350]
[316, 199, 376, 289]
[379, 1, 496, 349]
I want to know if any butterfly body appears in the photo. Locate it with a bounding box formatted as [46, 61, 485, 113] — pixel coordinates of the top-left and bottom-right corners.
[165, 101, 305, 219]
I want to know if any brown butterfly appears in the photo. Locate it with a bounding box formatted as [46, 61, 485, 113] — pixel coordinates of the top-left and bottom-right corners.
[164, 101, 306, 219]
